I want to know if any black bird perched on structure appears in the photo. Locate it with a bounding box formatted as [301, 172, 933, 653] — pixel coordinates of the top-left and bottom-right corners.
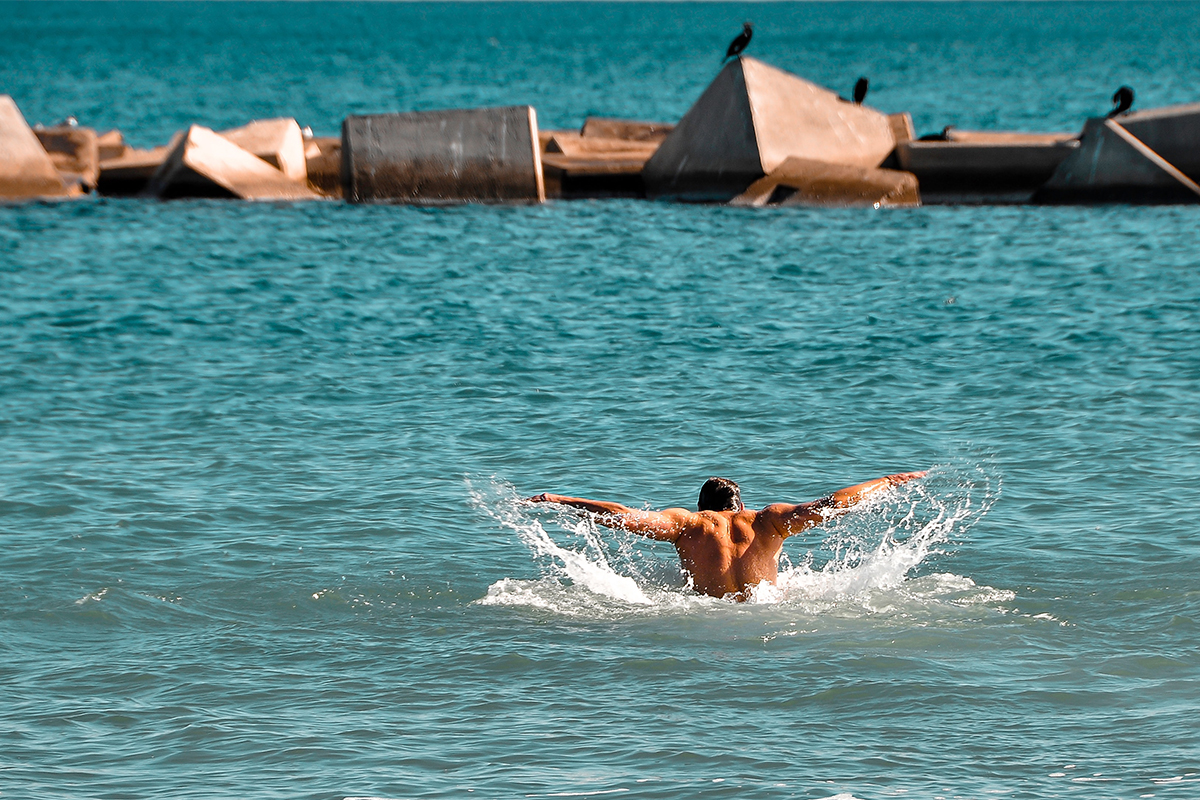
[1108, 85, 1134, 117]
[725, 22, 753, 61]
[853, 77, 869, 105]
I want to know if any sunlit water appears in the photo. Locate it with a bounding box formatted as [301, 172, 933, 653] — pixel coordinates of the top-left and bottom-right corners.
[3, 3, 1200, 800]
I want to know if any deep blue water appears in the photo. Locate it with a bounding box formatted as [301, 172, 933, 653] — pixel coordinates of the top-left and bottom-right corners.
[3, 4, 1200, 800]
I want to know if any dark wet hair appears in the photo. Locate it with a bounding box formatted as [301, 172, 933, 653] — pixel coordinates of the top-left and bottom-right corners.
[698, 477, 743, 512]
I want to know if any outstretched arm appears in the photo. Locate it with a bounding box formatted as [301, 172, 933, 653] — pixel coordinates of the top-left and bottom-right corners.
[525, 493, 693, 542]
[764, 471, 927, 538]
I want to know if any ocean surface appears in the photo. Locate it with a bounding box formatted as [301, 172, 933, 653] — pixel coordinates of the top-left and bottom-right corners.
[3, 3, 1200, 800]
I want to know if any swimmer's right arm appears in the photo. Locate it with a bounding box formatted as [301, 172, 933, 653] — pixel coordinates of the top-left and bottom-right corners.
[525, 494, 688, 542]
[526, 493, 634, 516]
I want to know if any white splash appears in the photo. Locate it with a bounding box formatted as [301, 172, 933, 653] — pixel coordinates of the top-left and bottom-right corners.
[471, 480, 655, 608]
[771, 468, 996, 608]
[469, 462, 1002, 619]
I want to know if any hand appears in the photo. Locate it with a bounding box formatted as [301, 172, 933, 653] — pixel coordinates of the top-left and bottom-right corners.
[524, 493, 558, 504]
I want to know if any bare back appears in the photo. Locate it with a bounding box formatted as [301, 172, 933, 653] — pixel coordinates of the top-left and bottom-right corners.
[672, 509, 792, 599]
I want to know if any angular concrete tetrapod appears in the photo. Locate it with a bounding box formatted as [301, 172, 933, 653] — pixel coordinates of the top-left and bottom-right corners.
[36, 125, 100, 192]
[890, 139, 1080, 204]
[0, 95, 71, 199]
[144, 125, 320, 201]
[342, 106, 544, 204]
[1034, 117, 1200, 205]
[730, 157, 919, 208]
[642, 57, 895, 202]
[220, 118, 308, 182]
[1116, 102, 1200, 184]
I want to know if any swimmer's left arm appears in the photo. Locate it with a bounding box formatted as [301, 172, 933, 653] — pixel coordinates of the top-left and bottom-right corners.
[765, 471, 927, 538]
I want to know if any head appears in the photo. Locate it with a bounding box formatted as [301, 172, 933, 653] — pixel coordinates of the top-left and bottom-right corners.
[698, 477, 743, 513]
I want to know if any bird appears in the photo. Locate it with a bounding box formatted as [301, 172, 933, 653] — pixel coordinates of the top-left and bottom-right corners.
[853, 77, 869, 105]
[1108, 86, 1134, 117]
[724, 22, 753, 61]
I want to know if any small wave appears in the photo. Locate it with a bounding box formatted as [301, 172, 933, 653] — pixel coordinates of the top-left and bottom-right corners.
[75, 587, 109, 605]
[469, 462, 1000, 619]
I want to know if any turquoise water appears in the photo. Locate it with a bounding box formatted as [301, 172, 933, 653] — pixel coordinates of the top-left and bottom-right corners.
[3, 4, 1200, 800]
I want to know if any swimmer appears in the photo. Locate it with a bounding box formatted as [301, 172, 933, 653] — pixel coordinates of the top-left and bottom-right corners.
[527, 472, 926, 600]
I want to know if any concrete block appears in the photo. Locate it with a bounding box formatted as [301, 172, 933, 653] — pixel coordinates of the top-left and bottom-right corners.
[36, 125, 100, 192]
[541, 153, 648, 199]
[579, 117, 674, 142]
[97, 129, 126, 161]
[304, 136, 342, 197]
[643, 57, 895, 202]
[219, 118, 307, 182]
[342, 106, 544, 204]
[0, 95, 70, 199]
[943, 128, 1076, 145]
[889, 113, 915, 144]
[97, 136, 178, 196]
[145, 125, 320, 201]
[540, 132, 658, 199]
[544, 132, 659, 159]
[730, 157, 919, 208]
[891, 139, 1080, 204]
[538, 129, 572, 152]
[1117, 102, 1200, 183]
[1035, 117, 1200, 204]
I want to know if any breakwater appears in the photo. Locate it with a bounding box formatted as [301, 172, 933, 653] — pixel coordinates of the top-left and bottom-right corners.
[5, 30, 1200, 207]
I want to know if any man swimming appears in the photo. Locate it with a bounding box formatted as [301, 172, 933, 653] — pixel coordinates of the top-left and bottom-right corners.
[527, 471, 926, 600]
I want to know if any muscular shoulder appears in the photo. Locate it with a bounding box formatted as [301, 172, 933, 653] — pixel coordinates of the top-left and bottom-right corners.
[759, 503, 794, 520]
[657, 506, 700, 524]
[602, 505, 696, 543]
[756, 504, 814, 537]
[642, 506, 704, 541]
